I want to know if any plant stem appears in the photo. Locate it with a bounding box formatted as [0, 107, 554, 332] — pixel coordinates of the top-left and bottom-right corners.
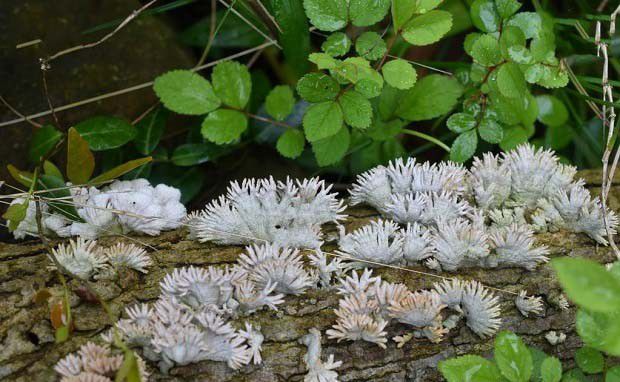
[401, 129, 451, 152]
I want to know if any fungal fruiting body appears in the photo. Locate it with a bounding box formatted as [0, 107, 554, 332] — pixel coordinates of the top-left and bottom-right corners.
[188, 177, 345, 248]
[300, 328, 342, 382]
[6, 179, 186, 240]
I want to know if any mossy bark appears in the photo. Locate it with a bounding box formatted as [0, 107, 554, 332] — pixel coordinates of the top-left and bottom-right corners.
[1, 171, 618, 381]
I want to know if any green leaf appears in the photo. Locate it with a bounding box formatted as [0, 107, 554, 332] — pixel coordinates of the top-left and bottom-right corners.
[402, 10, 453, 46]
[271, 0, 312, 77]
[562, 369, 589, 382]
[541, 357, 562, 382]
[530, 347, 549, 382]
[296, 73, 340, 102]
[322, 32, 351, 57]
[55, 325, 70, 344]
[303, 0, 348, 31]
[470, 34, 503, 67]
[575, 347, 604, 374]
[134, 107, 167, 155]
[470, 0, 500, 32]
[303, 101, 344, 141]
[334, 57, 377, 84]
[382, 59, 417, 90]
[497, 62, 527, 99]
[500, 125, 529, 150]
[67, 127, 95, 185]
[309, 52, 339, 69]
[90, 157, 153, 185]
[3, 200, 29, 232]
[355, 32, 387, 61]
[311, 125, 350, 166]
[43, 161, 63, 180]
[506, 12, 542, 39]
[576, 309, 620, 356]
[153, 70, 221, 115]
[349, 0, 391, 27]
[416, 0, 443, 13]
[396, 74, 463, 121]
[536, 65, 569, 89]
[607, 366, 620, 382]
[115, 350, 142, 382]
[450, 130, 478, 162]
[38, 175, 81, 221]
[438, 355, 504, 382]
[447, 113, 477, 133]
[29, 125, 63, 163]
[7, 164, 34, 188]
[212, 61, 252, 109]
[499, 26, 530, 63]
[74, 116, 137, 151]
[553, 257, 620, 313]
[479, 117, 504, 143]
[171, 144, 214, 166]
[536, 95, 568, 127]
[392, 0, 416, 30]
[495, 331, 533, 382]
[339, 90, 373, 129]
[495, 0, 521, 19]
[277, 129, 306, 158]
[366, 117, 406, 141]
[201, 109, 248, 144]
[266, 85, 296, 121]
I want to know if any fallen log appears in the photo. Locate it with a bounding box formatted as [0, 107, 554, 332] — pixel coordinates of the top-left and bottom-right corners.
[0, 170, 618, 382]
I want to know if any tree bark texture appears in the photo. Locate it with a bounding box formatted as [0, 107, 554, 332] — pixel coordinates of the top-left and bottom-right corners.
[1, 170, 619, 381]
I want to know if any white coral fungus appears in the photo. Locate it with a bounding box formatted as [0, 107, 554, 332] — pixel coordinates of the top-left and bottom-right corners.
[300, 328, 342, 382]
[189, 177, 345, 248]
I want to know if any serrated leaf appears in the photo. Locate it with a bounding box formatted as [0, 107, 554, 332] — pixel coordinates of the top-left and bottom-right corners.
[276, 129, 305, 158]
[303, 0, 348, 31]
[500, 125, 529, 150]
[349, 0, 391, 27]
[479, 117, 503, 143]
[447, 113, 477, 133]
[497, 62, 527, 98]
[470, 0, 500, 32]
[506, 12, 542, 39]
[396, 74, 463, 121]
[499, 26, 528, 62]
[540, 357, 562, 382]
[470, 34, 503, 67]
[29, 125, 63, 163]
[494, 331, 533, 382]
[575, 347, 604, 374]
[296, 73, 340, 102]
[309, 52, 339, 69]
[576, 309, 620, 355]
[366, 118, 406, 141]
[402, 10, 453, 46]
[553, 257, 620, 313]
[201, 109, 248, 144]
[134, 107, 167, 155]
[311, 125, 350, 166]
[74, 116, 137, 151]
[322, 32, 351, 57]
[450, 130, 478, 162]
[154, 70, 221, 115]
[495, 0, 521, 19]
[339, 90, 372, 129]
[536, 65, 569, 89]
[303, 101, 343, 141]
[67, 127, 95, 185]
[266, 86, 295, 121]
[392, 0, 417, 30]
[334, 57, 374, 84]
[382, 59, 417, 90]
[536, 95, 568, 127]
[355, 32, 387, 61]
[171, 144, 214, 166]
[438, 354, 503, 382]
[212, 61, 252, 109]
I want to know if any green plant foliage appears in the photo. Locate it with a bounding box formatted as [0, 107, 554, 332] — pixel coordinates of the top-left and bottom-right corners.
[28, 125, 62, 163]
[338, 90, 372, 129]
[302, 0, 348, 31]
[382, 59, 417, 90]
[311, 125, 350, 166]
[438, 355, 503, 381]
[303, 101, 343, 141]
[276, 129, 306, 159]
[212, 61, 252, 109]
[575, 347, 605, 374]
[540, 357, 562, 382]
[268, 0, 311, 77]
[349, 0, 391, 27]
[66, 127, 95, 185]
[201, 109, 248, 144]
[154, 70, 221, 115]
[74, 116, 137, 151]
[494, 331, 533, 382]
[401, 10, 453, 46]
[171, 143, 215, 166]
[396, 74, 463, 121]
[355, 32, 387, 60]
[265, 85, 295, 121]
[134, 108, 167, 155]
[321, 32, 351, 57]
[296, 73, 340, 102]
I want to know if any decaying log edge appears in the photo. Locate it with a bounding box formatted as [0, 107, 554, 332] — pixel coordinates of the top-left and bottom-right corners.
[0, 170, 618, 382]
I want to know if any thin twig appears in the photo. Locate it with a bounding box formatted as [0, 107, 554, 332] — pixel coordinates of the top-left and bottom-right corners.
[217, 0, 281, 49]
[0, 96, 42, 128]
[0, 42, 275, 128]
[253, 0, 282, 33]
[41, 69, 61, 128]
[44, 0, 158, 64]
